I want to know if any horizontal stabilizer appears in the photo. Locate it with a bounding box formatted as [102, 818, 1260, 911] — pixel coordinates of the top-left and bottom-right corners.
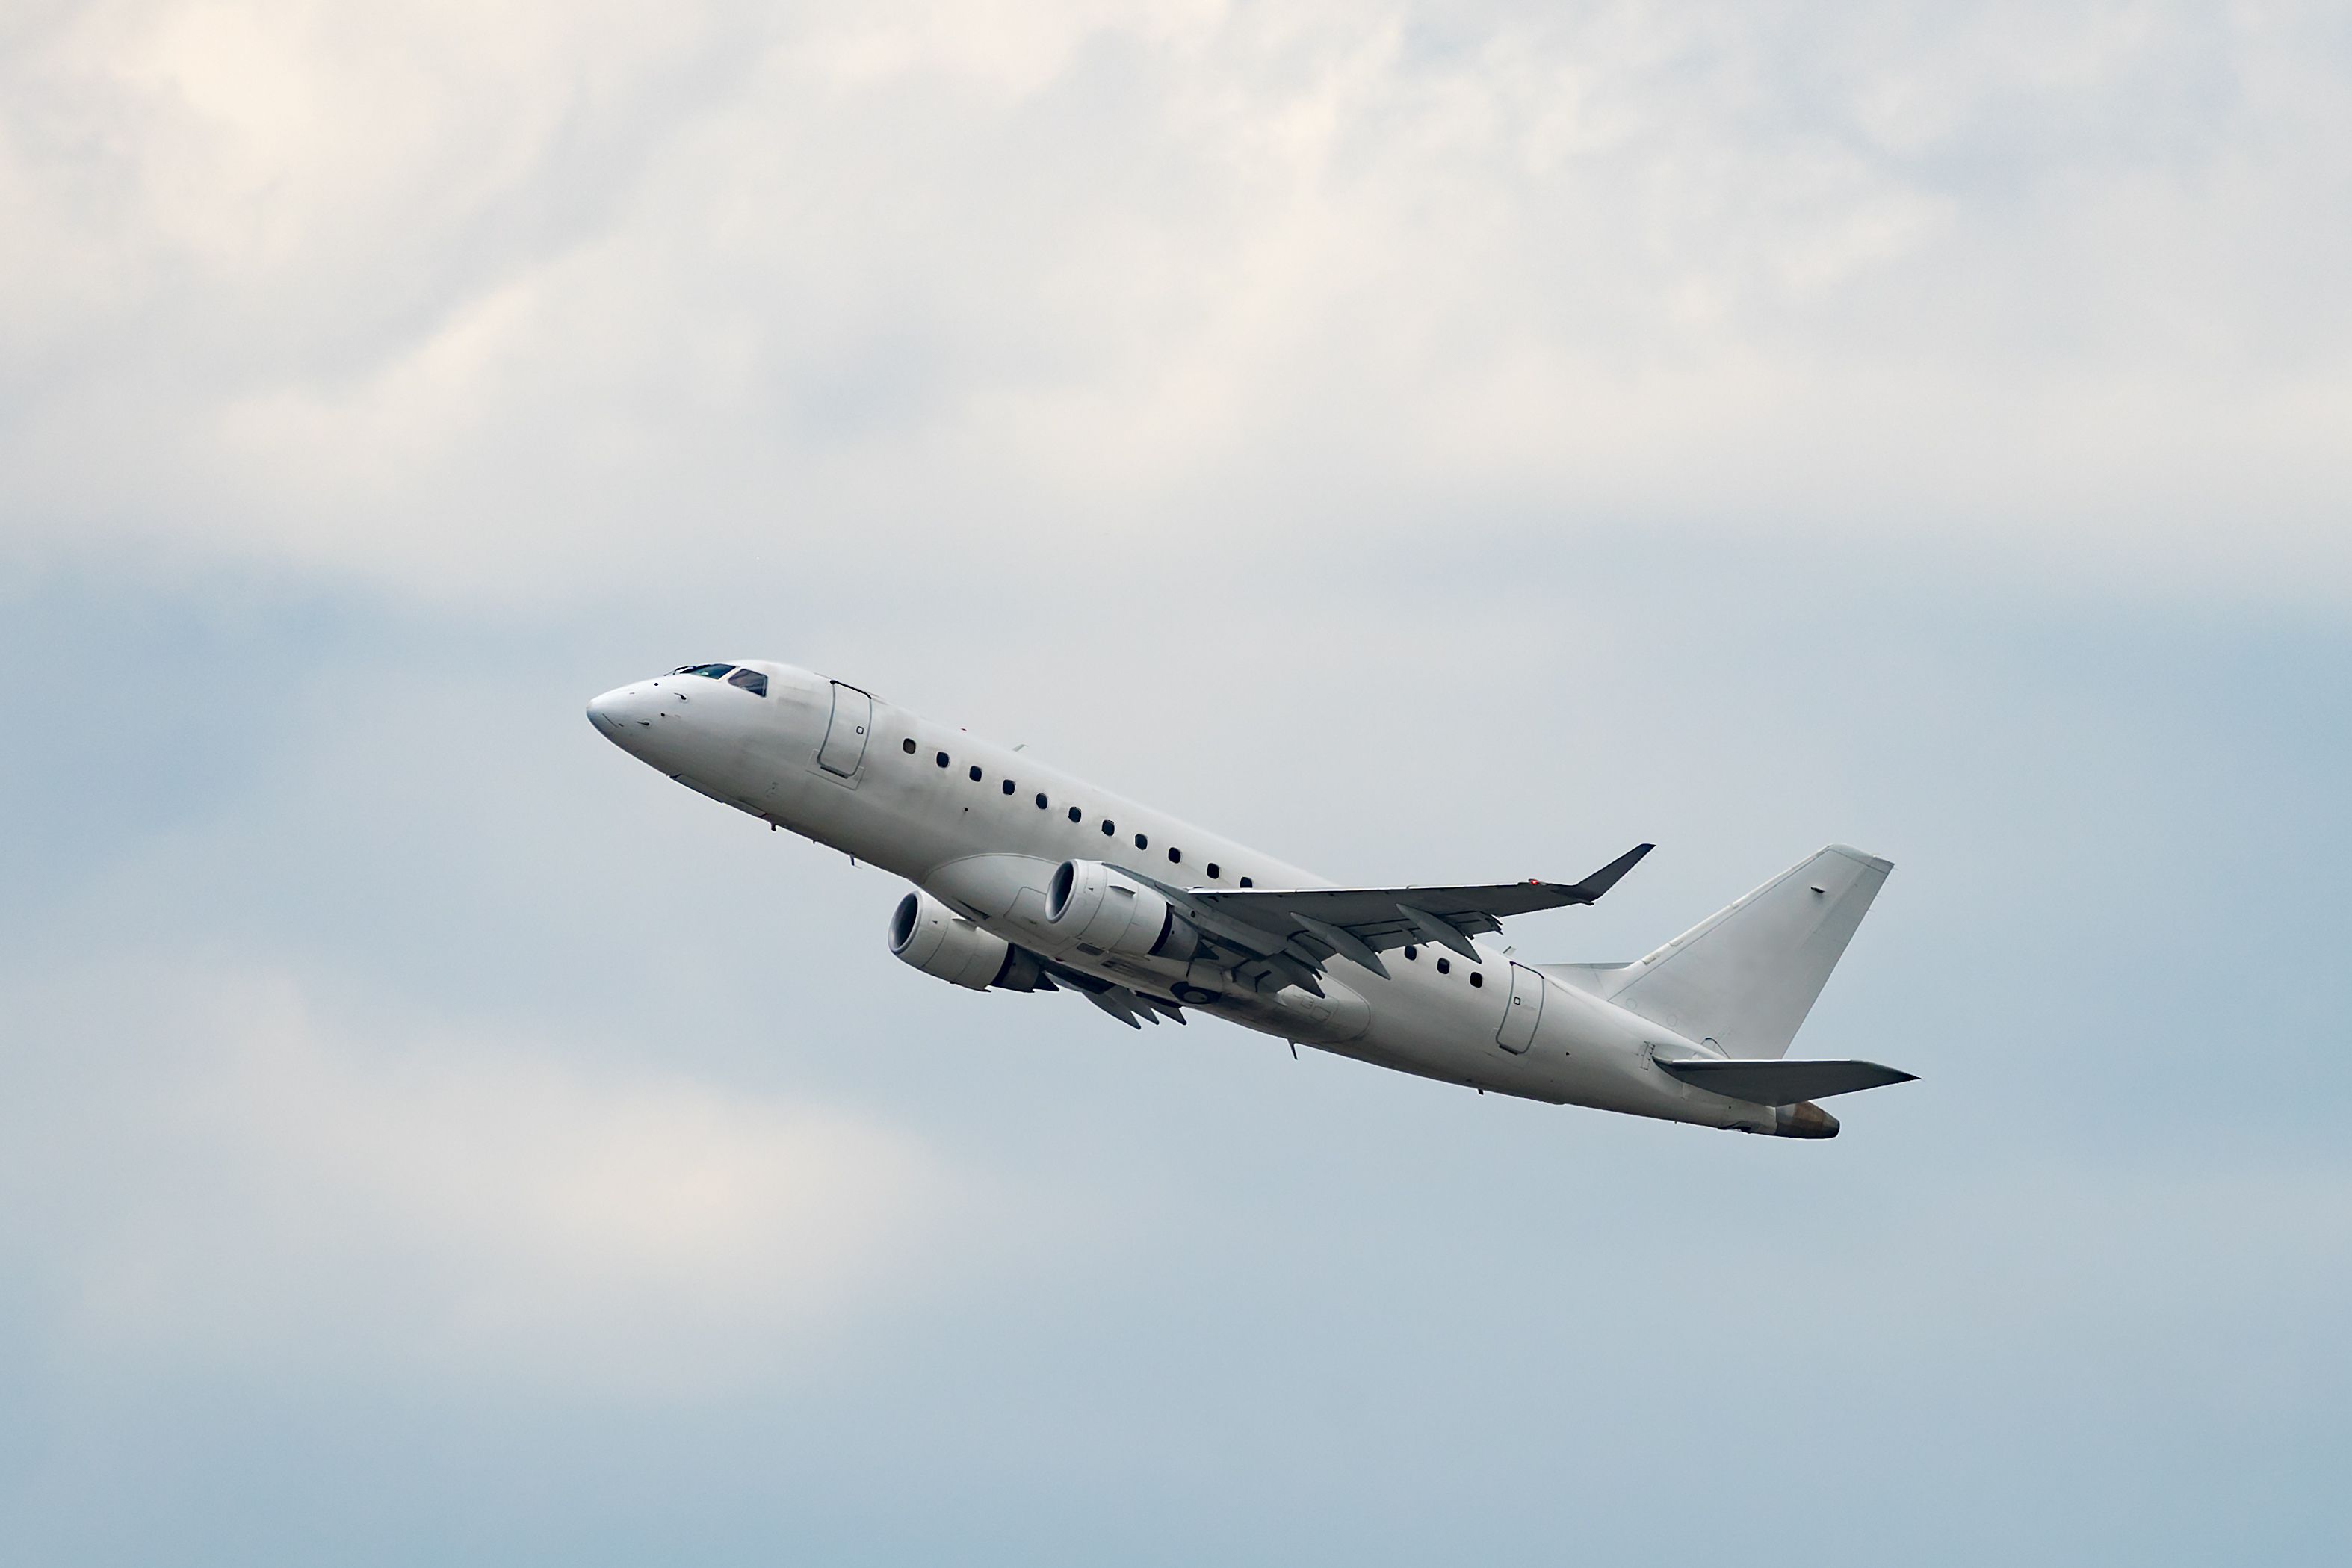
[1658, 1057, 1916, 1106]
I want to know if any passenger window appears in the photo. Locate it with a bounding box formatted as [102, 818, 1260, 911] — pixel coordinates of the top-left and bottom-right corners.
[903, 738, 917, 754]
[1068, 807, 1082, 823]
[1101, 820, 1115, 836]
[1240, 876, 1253, 887]
[968, 766, 982, 782]
[1167, 847, 1180, 864]
[1002, 779, 1015, 796]
[1436, 957, 1452, 975]
[1470, 970, 1485, 988]
[1035, 793, 1049, 809]
[1134, 833, 1148, 850]
[935, 752, 950, 768]
[1207, 863, 1221, 878]
[726, 668, 768, 696]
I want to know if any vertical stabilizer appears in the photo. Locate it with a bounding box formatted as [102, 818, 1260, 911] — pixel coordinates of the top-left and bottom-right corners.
[1607, 846, 1891, 1060]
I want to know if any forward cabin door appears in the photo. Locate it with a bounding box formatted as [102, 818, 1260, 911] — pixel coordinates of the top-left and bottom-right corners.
[818, 683, 872, 777]
[1497, 963, 1544, 1053]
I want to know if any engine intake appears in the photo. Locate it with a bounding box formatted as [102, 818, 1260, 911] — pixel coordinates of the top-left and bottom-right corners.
[889, 890, 1047, 990]
[1045, 860, 1199, 962]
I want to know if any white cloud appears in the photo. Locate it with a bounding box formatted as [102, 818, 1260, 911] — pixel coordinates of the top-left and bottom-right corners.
[2, 1, 2349, 602]
[3, 965, 972, 1395]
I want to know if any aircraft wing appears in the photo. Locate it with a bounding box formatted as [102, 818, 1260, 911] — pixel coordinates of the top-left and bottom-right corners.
[1118, 843, 1653, 991]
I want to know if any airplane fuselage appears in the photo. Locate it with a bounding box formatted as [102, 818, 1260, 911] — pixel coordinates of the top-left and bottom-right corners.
[588, 660, 1813, 1134]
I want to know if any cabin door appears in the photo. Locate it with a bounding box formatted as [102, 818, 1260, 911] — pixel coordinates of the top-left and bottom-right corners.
[817, 684, 872, 776]
[1497, 963, 1544, 1054]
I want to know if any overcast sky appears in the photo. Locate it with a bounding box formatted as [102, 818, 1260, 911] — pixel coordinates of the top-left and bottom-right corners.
[3, 3, 2348, 1564]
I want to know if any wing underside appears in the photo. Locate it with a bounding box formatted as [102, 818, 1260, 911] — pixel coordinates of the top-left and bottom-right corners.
[1033, 955, 1189, 1029]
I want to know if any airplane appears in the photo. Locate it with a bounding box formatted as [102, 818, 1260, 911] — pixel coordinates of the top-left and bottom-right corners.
[587, 660, 1916, 1138]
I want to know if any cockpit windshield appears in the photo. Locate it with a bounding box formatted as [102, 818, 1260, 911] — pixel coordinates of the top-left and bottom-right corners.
[726, 668, 769, 696]
[672, 663, 735, 679]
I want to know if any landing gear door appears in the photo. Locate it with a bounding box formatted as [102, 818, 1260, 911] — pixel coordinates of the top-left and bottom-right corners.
[817, 683, 872, 777]
[1497, 962, 1544, 1054]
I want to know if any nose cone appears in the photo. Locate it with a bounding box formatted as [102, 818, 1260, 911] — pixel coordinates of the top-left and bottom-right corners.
[586, 682, 662, 755]
[586, 686, 629, 739]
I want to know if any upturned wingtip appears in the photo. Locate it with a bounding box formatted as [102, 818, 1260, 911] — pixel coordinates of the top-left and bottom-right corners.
[1573, 842, 1654, 900]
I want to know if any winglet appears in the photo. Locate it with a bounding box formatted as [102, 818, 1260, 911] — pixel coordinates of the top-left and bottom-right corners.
[1566, 843, 1653, 905]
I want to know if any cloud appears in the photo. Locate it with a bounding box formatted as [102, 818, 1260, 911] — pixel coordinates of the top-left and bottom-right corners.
[2, 1, 2348, 604]
[4, 14, 2348, 1555]
[2, 962, 970, 1396]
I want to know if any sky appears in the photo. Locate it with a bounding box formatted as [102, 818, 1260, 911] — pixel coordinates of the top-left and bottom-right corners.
[2, 2, 2348, 1563]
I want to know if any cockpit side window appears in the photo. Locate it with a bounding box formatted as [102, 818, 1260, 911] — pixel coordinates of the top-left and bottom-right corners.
[726, 668, 768, 696]
[672, 663, 735, 679]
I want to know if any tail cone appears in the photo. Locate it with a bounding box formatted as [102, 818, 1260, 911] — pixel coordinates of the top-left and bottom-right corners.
[1770, 1100, 1840, 1139]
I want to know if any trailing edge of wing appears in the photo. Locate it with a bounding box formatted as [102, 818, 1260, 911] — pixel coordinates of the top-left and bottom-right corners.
[1656, 1058, 1917, 1106]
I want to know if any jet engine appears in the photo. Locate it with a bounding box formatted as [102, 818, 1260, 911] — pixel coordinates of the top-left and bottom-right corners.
[1045, 859, 1200, 962]
[889, 890, 1049, 991]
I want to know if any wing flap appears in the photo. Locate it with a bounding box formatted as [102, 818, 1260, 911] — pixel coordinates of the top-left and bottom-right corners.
[1036, 956, 1189, 1029]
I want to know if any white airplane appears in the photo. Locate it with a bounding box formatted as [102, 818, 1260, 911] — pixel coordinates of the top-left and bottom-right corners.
[588, 660, 1916, 1138]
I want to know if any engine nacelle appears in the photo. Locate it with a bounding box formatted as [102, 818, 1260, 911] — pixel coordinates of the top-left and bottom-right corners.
[889, 890, 1047, 991]
[1045, 860, 1199, 962]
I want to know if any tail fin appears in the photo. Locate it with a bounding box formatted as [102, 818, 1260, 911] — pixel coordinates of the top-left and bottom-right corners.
[1606, 845, 1891, 1060]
